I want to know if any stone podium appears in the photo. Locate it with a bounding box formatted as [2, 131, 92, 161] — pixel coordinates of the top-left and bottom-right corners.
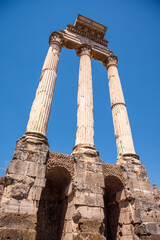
[0, 15, 160, 240]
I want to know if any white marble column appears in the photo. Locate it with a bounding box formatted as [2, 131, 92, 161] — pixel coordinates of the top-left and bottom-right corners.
[73, 45, 96, 154]
[26, 32, 63, 137]
[105, 55, 136, 156]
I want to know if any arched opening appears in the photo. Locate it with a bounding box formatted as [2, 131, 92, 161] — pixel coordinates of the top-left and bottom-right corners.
[36, 166, 71, 240]
[104, 175, 124, 240]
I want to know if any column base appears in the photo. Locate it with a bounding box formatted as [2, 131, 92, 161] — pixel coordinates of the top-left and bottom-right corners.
[72, 144, 99, 156]
[24, 131, 48, 144]
[116, 152, 140, 165]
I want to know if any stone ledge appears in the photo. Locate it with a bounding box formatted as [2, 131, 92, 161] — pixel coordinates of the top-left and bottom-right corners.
[0, 213, 36, 229]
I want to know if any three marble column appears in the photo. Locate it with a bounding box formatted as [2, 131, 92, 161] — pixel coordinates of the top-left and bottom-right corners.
[26, 38, 136, 157]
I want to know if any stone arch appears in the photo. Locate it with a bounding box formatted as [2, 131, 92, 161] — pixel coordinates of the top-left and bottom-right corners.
[47, 151, 75, 181]
[104, 173, 125, 240]
[36, 166, 72, 240]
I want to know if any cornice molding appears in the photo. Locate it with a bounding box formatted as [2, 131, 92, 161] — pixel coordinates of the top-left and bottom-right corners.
[67, 24, 108, 48]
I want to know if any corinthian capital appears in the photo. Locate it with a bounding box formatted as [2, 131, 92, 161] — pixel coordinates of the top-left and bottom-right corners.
[76, 44, 92, 57]
[49, 31, 63, 49]
[104, 55, 118, 69]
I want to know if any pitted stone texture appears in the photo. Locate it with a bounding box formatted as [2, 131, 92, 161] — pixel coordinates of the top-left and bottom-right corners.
[65, 153, 105, 238]
[115, 156, 160, 239]
[47, 151, 75, 180]
[0, 229, 36, 240]
[133, 198, 160, 224]
[102, 162, 125, 187]
[0, 177, 5, 206]
[74, 233, 106, 240]
[0, 135, 49, 218]
[117, 156, 154, 199]
[36, 152, 73, 240]
[153, 183, 160, 207]
[78, 219, 104, 233]
[0, 213, 36, 240]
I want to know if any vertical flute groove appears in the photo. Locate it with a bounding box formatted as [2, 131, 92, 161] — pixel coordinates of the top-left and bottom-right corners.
[26, 32, 63, 136]
[75, 46, 94, 146]
[105, 55, 135, 155]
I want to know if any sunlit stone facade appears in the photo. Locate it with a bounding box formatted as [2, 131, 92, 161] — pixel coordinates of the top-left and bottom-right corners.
[0, 15, 159, 240]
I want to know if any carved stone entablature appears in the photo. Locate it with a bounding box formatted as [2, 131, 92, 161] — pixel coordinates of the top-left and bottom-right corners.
[59, 15, 113, 63]
[104, 54, 118, 69]
[46, 151, 75, 180]
[75, 14, 107, 39]
[49, 31, 63, 50]
[60, 28, 113, 63]
[76, 44, 92, 57]
[102, 162, 125, 186]
[66, 24, 108, 48]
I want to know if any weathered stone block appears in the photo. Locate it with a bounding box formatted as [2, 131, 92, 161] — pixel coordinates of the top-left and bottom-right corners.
[27, 162, 39, 177]
[1, 197, 19, 213]
[133, 198, 160, 223]
[120, 236, 134, 240]
[19, 199, 37, 215]
[34, 178, 46, 187]
[65, 219, 73, 233]
[8, 160, 29, 176]
[140, 222, 160, 235]
[10, 183, 30, 200]
[32, 186, 43, 201]
[0, 212, 36, 229]
[65, 233, 73, 240]
[36, 165, 46, 178]
[122, 224, 134, 236]
[78, 219, 104, 233]
[0, 229, 36, 240]
[119, 202, 133, 224]
[74, 232, 105, 240]
[76, 206, 104, 220]
[75, 191, 103, 207]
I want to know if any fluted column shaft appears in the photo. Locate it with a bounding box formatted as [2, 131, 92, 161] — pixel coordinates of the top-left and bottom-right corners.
[26, 32, 63, 137]
[75, 45, 94, 148]
[105, 55, 135, 156]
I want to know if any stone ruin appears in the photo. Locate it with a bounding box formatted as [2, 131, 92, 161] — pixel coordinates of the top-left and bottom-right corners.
[0, 14, 160, 240]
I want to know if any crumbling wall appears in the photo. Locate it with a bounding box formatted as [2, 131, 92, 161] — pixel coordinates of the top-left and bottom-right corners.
[0, 177, 5, 204]
[65, 152, 105, 240]
[102, 158, 160, 240]
[0, 134, 49, 240]
[36, 151, 74, 240]
[1, 145, 160, 240]
[116, 156, 160, 240]
[102, 163, 124, 240]
[36, 170, 70, 240]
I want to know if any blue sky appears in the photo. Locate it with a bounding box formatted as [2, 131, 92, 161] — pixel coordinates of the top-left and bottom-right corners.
[0, 0, 160, 188]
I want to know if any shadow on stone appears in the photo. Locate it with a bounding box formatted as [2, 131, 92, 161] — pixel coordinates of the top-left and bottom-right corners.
[36, 166, 71, 240]
[104, 175, 124, 240]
